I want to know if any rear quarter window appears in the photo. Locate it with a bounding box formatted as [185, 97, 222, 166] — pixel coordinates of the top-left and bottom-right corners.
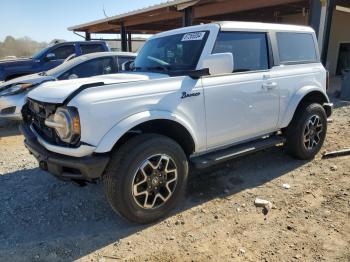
[80, 44, 105, 54]
[277, 32, 317, 64]
[212, 32, 269, 72]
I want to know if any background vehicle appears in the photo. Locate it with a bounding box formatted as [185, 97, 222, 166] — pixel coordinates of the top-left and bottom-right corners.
[0, 51, 136, 120]
[21, 22, 332, 223]
[0, 41, 110, 81]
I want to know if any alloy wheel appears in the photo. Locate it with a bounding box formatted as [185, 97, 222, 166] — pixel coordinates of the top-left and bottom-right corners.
[132, 154, 178, 209]
[303, 115, 323, 150]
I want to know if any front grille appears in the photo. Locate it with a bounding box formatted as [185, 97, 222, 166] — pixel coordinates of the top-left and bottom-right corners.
[25, 99, 61, 145]
[23, 99, 80, 147]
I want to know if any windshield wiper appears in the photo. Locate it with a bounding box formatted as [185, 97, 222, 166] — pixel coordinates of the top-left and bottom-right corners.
[132, 66, 149, 72]
[38, 71, 47, 76]
[145, 66, 170, 72]
[133, 66, 170, 73]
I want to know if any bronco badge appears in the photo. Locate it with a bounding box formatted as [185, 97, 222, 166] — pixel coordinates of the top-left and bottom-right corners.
[181, 91, 200, 99]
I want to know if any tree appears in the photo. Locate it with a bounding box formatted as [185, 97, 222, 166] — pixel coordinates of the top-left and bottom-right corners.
[0, 36, 48, 59]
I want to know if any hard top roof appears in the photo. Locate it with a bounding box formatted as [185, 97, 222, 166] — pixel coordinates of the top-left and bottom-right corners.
[217, 21, 314, 32]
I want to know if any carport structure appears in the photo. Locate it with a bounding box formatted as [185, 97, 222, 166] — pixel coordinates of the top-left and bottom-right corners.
[69, 0, 350, 73]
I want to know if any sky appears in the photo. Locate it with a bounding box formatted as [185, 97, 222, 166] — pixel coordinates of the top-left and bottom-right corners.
[0, 0, 162, 42]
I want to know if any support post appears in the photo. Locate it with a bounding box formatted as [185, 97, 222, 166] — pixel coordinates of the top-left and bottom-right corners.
[321, 0, 335, 66]
[309, 0, 322, 37]
[120, 22, 127, 52]
[127, 32, 132, 52]
[85, 32, 91, 41]
[182, 7, 193, 27]
[309, 0, 328, 53]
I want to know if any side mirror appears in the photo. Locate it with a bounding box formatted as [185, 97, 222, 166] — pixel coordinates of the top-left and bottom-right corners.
[201, 53, 233, 75]
[188, 68, 210, 79]
[45, 53, 56, 61]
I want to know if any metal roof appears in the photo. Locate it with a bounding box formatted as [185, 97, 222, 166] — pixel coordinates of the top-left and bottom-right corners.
[68, 0, 196, 31]
[68, 0, 309, 34]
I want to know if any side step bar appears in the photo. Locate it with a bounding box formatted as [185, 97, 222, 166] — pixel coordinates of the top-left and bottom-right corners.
[191, 136, 285, 169]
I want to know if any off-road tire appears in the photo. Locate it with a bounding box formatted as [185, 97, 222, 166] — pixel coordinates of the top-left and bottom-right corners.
[103, 134, 188, 224]
[285, 103, 327, 160]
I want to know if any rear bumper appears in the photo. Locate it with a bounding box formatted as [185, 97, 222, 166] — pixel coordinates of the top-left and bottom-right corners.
[20, 123, 110, 181]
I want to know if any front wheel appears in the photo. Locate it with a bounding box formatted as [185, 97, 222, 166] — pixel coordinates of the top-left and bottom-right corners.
[103, 134, 188, 224]
[285, 103, 327, 160]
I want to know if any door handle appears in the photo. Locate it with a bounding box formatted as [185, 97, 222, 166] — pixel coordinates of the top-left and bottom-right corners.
[262, 82, 277, 90]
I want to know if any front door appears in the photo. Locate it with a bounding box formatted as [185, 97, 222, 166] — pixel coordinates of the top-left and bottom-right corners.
[42, 44, 76, 71]
[202, 31, 279, 149]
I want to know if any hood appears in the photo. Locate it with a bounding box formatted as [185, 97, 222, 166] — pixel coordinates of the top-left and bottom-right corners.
[0, 73, 54, 91]
[28, 72, 168, 104]
[0, 57, 33, 66]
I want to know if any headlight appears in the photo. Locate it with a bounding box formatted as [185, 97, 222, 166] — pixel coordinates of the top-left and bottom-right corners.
[0, 83, 34, 96]
[45, 107, 80, 144]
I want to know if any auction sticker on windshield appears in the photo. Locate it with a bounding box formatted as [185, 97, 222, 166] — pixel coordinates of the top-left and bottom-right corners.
[181, 32, 206, 41]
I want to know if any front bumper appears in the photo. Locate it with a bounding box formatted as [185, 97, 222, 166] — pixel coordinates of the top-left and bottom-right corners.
[20, 123, 110, 182]
[0, 93, 26, 120]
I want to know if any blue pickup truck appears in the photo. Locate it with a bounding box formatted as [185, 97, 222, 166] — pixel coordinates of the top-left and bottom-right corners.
[0, 41, 110, 81]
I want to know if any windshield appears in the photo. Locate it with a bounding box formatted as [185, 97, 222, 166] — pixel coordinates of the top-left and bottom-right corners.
[133, 31, 209, 73]
[32, 46, 51, 59]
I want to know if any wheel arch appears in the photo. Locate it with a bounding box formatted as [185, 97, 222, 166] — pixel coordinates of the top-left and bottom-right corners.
[281, 86, 330, 128]
[95, 111, 198, 156]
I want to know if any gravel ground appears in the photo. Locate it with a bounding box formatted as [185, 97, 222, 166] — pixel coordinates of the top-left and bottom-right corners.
[0, 99, 349, 262]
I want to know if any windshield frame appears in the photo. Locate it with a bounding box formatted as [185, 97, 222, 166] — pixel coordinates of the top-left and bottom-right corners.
[32, 46, 51, 60]
[133, 30, 210, 75]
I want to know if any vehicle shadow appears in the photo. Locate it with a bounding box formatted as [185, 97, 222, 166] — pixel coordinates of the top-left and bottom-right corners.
[0, 145, 309, 261]
[329, 96, 350, 109]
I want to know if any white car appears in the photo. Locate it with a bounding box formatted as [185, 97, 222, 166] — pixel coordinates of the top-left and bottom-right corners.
[0, 51, 135, 120]
[21, 22, 332, 223]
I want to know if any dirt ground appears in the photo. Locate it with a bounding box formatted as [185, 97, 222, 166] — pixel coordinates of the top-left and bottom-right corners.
[0, 99, 349, 262]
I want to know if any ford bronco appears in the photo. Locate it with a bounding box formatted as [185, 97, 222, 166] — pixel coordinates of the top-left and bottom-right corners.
[21, 22, 333, 223]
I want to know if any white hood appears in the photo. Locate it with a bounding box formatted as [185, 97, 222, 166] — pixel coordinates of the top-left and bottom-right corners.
[27, 72, 167, 104]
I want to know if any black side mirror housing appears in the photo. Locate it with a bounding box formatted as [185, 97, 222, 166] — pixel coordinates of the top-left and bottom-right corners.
[188, 68, 210, 79]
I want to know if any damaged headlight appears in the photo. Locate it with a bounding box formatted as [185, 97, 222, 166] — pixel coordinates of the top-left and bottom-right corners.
[45, 107, 81, 144]
[0, 83, 34, 96]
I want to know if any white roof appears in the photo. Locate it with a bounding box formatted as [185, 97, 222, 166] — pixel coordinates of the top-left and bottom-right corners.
[149, 21, 314, 41]
[81, 51, 137, 60]
[46, 51, 137, 76]
[65, 51, 136, 65]
[217, 21, 314, 32]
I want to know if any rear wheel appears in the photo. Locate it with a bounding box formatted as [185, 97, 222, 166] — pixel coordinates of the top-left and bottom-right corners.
[285, 103, 327, 160]
[103, 134, 188, 224]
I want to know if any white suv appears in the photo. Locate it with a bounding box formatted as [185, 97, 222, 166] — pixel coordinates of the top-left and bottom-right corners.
[21, 22, 333, 223]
